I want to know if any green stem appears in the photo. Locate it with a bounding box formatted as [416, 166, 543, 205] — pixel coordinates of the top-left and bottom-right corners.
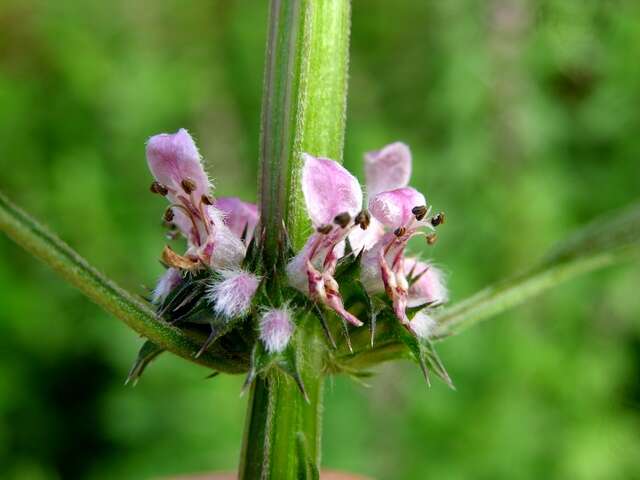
[0, 191, 244, 374]
[247, 0, 351, 477]
[239, 320, 325, 479]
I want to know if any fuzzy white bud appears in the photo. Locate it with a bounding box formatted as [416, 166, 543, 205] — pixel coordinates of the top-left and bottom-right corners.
[259, 308, 294, 354]
[207, 270, 261, 318]
[409, 311, 437, 339]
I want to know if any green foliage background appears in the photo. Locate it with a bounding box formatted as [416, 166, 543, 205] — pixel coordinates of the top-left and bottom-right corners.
[1, 1, 640, 478]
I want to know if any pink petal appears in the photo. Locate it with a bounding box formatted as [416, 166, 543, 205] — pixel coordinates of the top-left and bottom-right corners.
[348, 217, 385, 253]
[405, 258, 448, 307]
[301, 153, 362, 226]
[259, 308, 294, 353]
[215, 197, 259, 240]
[286, 235, 317, 293]
[369, 187, 426, 229]
[364, 142, 412, 197]
[146, 128, 211, 200]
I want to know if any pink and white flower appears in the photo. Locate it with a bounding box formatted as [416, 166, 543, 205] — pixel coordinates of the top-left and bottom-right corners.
[146, 129, 246, 268]
[286, 154, 366, 327]
[356, 143, 447, 329]
[259, 308, 294, 354]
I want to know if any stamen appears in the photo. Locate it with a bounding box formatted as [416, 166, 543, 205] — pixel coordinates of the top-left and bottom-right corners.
[317, 224, 333, 235]
[394, 226, 406, 237]
[431, 212, 446, 227]
[197, 198, 212, 236]
[412, 205, 428, 221]
[201, 194, 214, 206]
[426, 233, 438, 245]
[163, 207, 175, 222]
[181, 178, 197, 194]
[168, 203, 203, 246]
[150, 181, 169, 196]
[333, 212, 351, 229]
[354, 210, 371, 230]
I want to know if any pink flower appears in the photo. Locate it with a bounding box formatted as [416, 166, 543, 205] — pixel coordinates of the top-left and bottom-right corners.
[152, 267, 182, 304]
[259, 308, 294, 353]
[207, 270, 261, 319]
[357, 143, 446, 330]
[286, 154, 365, 327]
[215, 197, 259, 243]
[146, 129, 246, 268]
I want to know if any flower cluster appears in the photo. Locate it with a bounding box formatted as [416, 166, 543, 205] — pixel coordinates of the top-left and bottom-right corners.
[146, 129, 290, 353]
[287, 142, 447, 339]
[144, 129, 448, 386]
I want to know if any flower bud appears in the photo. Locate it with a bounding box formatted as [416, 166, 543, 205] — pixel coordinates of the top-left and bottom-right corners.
[259, 308, 294, 354]
[207, 270, 261, 319]
[409, 311, 437, 339]
[405, 259, 448, 307]
[152, 267, 182, 304]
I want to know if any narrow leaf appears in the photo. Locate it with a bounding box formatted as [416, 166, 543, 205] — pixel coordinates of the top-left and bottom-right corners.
[434, 202, 640, 337]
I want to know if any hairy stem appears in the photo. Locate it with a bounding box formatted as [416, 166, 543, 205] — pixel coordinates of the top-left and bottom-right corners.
[247, 0, 351, 477]
[433, 201, 640, 336]
[258, 0, 350, 267]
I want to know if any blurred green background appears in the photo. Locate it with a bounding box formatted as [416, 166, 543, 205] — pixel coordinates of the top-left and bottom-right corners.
[1, 1, 640, 479]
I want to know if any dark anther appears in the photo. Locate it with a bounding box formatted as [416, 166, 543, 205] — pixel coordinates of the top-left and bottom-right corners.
[164, 207, 175, 222]
[181, 178, 197, 194]
[333, 212, 351, 228]
[317, 224, 333, 235]
[412, 205, 428, 221]
[354, 210, 371, 230]
[150, 181, 168, 196]
[201, 194, 214, 206]
[394, 226, 407, 237]
[426, 233, 437, 245]
[431, 212, 446, 227]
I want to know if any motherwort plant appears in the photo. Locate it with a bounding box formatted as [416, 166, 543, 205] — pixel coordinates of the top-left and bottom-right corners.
[1, 1, 639, 478]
